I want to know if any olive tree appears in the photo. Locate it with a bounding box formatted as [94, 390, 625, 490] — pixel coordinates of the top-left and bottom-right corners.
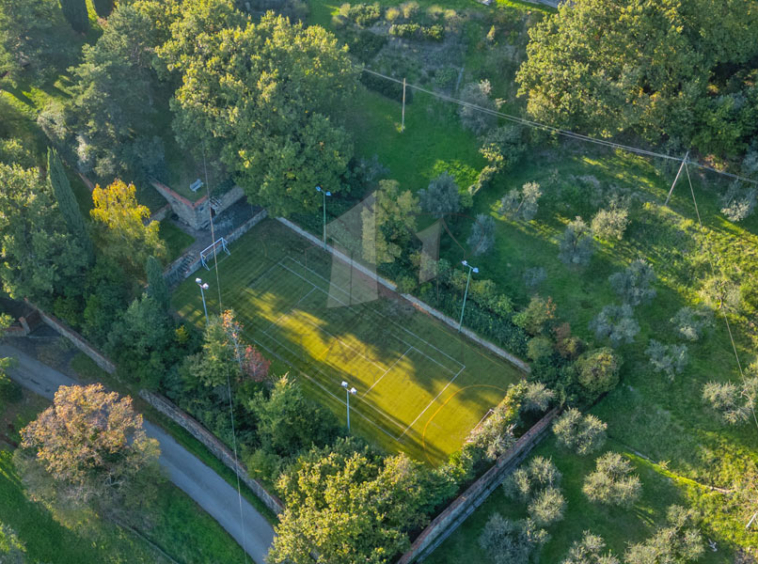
[608, 260, 656, 307]
[499, 182, 542, 221]
[418, 172, 461, 219]
[583, 452, 641, 507]
[574, 348, 621, 400]
[702, 374, 758, 425]
[553, 408, 607, 456]
[589, 304, 640, 346]
[561, 531, 619, 564]
[591, 203, 629, 241]
[459, 79, 502, 135]
[559, 217, 594, 267]
[624, 505, 704, 564]
[645, 340, 689, 381]
[670, 307, 713, 342]
[479, 513, 549, 564]
[467, 214, 496, 256]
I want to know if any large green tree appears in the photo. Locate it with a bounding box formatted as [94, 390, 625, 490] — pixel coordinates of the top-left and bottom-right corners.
[59, 0, 89, 33]
[0, 164, 87, 304]
[516, 0, 758, 156]
[0, 0, 77, 85]
[269, 439, 434, 564]
[68, 4, 164, 182]
[169, 13, 356, 216]
[47, 148, 94, 262]
[361, 180, 419, 265]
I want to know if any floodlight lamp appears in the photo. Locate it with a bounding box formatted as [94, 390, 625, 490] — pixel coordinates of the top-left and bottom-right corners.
[462, 260, 468, 267]
[326, 191, 332, 197]
[202, 283, 209, 290]
[473, 268, 479, 274]
[316, 185, 322, 192]
[341, 381, 348, 388]
[195, 278, 203, 284]
[350, 388, 357, 395]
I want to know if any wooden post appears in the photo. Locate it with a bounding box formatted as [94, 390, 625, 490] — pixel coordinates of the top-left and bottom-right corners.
[401, 78, 406, 132]
[664, 150, 690, 206]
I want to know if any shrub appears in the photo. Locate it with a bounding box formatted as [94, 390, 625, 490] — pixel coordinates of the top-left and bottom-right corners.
[554, 322, 584, 360]
[589, 304, 639, 346]
[574, 348, 620, 399]
[346, 2, 382, 26]
[522, 381, 555, 412]
[480, 125, 526, 172]
[465, 383, 524, 460]
[645, 340, 688, 380]
[559, 217, 594, 267]
[385, 6, 401, 22]
[553, 408, 607, 456]
[459, 80, 502, 135]
[670, 306, 713, 341]
[400, 0, 419, 19]
[583, 452, 641, 507]
[467, 214, 496, 256]
[499, 182, 542, 221]
[513, 296, 556, 336]
[523, 266, 547, 290]
[609, 260, 656, 307]
[344, 29, 387, 63]
[527, 336, 554, 362]
[720, 181, 757, 222]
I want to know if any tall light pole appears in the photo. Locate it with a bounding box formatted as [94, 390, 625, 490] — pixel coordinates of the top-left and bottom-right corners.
[458, 260, 479, 332]
[341, 381, 357, 432]
[316, 185, 331, 248]
[196, 277, 210, 324]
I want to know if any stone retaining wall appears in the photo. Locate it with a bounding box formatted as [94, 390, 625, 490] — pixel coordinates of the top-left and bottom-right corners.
[399, 408, 559, 563]
[140, 390, 284, 516]
[276, 218, 530, 373]
[26, 301, 116, 374]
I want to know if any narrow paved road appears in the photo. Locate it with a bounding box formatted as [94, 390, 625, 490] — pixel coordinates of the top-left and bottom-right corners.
[0, 344, 275, 564]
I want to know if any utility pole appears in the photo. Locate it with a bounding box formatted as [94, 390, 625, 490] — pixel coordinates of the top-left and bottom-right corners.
[458, 260, 479, 331]
[664, 150, 690, 206]
[401, 78, 406, 132]
[316, 185, 331, 248]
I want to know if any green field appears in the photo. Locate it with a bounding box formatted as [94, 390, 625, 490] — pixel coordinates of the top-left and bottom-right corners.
[173, 219, 525, 464]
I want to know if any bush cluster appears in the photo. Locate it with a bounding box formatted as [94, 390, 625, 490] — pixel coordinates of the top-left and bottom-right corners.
[359, 71, 414, 103]
[389, 23, 444, 41]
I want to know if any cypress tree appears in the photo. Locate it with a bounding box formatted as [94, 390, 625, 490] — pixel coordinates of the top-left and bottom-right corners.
[59, 0, 90, 34]
[93, 0, 114, 18]
[146, 255, 170, 310]
[47, 148, 94, 263]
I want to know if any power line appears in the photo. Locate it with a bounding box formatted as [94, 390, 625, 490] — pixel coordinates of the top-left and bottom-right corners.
[683, 160, 758, 431]
[360, 68, 758, 186]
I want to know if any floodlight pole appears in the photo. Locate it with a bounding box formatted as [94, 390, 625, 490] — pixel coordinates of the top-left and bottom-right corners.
[196, 278, 210, 324]
[341, 381, 357, 432]
[458, 261, 479, 332]
[401, 78, 407, 132]
[316, 186, 331, 249]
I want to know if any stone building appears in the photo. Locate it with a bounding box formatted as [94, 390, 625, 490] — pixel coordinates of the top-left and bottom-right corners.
[152, 180, 247, 230]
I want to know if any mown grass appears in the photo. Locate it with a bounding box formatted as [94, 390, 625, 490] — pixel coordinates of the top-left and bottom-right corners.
[158, 220, 195, 262]
[0, 385, 247, 563]
[172, 219, 526, 464]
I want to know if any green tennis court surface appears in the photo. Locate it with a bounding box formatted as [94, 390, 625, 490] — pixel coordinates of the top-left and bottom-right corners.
[173, 219, 525, 464]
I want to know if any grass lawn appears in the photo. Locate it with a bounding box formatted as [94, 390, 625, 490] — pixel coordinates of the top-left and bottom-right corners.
[158, 220, 195, 262]
[0, 385, 247, 564]
[172, 219, 526, 464]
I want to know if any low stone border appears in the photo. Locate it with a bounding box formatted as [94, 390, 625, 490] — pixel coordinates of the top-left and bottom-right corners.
[400, 408, 559, 563]
[277, 217, 530, 373]
[140, 390, 284, 516]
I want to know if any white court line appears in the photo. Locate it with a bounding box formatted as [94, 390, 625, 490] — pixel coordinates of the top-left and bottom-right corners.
[362, 345, 413, 399]
[262, 287, 316, 335]
[407, 345, 456, 377]
[255, 258, 470, 443]
[251, 338, 400, 441]
[294, 313, 387, 373]
[284, 257, 464, 372]
[396, 365, 467, 441]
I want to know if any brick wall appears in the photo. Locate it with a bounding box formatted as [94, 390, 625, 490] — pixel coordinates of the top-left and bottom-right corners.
[140, 390, 284, 516]
[399, 408, 559, 563]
